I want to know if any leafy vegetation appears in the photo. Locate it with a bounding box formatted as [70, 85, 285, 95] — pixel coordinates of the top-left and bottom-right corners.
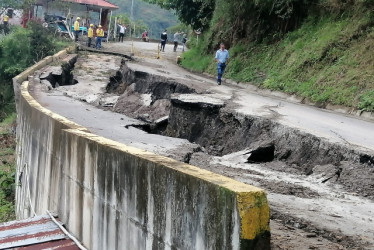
[0, 114, 16, 222]
[166, 23, 191, 34]
[0, 21, 71, 121]
[0, 0, 34, 13]
[144, 0, 214, 29]
[111, 0, 179, 38]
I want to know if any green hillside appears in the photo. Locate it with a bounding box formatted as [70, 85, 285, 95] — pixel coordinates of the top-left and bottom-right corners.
[148, 0, 374, 111]
[111, 0, 178, 37]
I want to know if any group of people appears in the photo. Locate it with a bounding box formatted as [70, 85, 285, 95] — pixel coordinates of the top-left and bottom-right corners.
[73, 17, 105, 49]
[74, 16, 229, 85]
[159, 29, 228, 85]
[159, 30, 187, 52]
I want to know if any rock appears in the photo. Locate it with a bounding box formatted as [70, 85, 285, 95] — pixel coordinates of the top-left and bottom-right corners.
[99, 95, 119, 107]
[40, 80, 53, 91]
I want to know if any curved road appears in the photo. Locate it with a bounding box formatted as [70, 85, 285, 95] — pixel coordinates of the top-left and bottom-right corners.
[31, 41, 374, 249]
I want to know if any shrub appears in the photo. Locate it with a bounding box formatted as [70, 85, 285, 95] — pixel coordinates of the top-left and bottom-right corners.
[0, 22, 72, 121]
[358, 90, 374, 111]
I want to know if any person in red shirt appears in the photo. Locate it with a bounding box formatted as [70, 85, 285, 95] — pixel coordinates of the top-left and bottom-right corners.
[142, 30, 149, 42]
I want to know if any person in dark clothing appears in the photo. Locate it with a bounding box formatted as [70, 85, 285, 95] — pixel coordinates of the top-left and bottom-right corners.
[182, 33, 187, 52]
[160, 30, 167, 52]
[173, 31, 181, 52]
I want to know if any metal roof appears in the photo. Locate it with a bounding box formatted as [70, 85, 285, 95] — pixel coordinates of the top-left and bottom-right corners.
[64, 0, 119, 10]
[0, 215, 80, 249]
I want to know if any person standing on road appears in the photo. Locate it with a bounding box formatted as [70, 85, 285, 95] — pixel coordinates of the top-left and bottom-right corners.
[87, 24, 94, 47]
[160, 29, 167, 52]
[215, 43, 229, 85]
[74, 17, 81, 42]
[173, 31, 180, 52]
[96, 25, 104, 49]
[118, 23, 125, 42]
[3, 15, 9, 26]
[182, 33, 187, 52]
[2, 15, 9, 34]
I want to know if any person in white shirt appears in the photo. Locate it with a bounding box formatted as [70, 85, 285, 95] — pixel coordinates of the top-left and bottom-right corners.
[215, 43, 229, 85]
[118, 23, 126, 42]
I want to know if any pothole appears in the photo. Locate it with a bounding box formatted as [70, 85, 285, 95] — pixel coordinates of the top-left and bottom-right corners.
[107, 61, 196, 122]
[39, 54, 78, 89]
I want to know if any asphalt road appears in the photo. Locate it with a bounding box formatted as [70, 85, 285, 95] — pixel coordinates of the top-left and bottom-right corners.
[109, 41, 374, 152]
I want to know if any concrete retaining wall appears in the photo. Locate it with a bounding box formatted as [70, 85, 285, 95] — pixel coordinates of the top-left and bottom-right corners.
[14, 51, 270, 250]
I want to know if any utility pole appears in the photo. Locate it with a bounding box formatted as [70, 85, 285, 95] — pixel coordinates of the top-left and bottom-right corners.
[130, 0, 134, 20]
[130, 0, 134, 37]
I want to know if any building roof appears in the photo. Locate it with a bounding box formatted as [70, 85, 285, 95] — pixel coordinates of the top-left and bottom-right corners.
[0, 215, 80, 249]
[64, 0, 119, 10]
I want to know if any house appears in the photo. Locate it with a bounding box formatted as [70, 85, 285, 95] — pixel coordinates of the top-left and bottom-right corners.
[33, 0, 118, 31]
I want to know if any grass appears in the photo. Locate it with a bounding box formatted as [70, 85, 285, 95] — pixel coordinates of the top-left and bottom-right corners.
[0, 113, 16, 222]
[181, 46, 212, 72]
[182, 12, 374, 111]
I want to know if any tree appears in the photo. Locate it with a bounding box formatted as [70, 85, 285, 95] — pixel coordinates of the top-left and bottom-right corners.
[143, 0, 215, 30]
[0, 0, 35, 15]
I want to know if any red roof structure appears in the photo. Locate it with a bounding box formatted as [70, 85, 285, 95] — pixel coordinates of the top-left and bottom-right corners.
[64, 0, 118, 10]
[0, 215, 81, 249]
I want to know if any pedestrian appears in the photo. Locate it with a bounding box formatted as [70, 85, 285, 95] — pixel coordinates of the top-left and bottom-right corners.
[173, 31, 180, 52]
[96, 25, 104, 49]
[87, 24, 94, 47]
[2, 15, 9, 34]
[215, 43, 229, 85]
[182, 33, 187, 52]
[74, 17, 80, 42]
[3, 15, 9, 26]
[118, 23, 125, 42]
[142, 30, 149, 42]
[160, 29, 167, 52]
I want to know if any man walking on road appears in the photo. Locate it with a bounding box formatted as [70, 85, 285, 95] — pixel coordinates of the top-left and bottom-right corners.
[74, 17, 80, 42]
[215, 43, 229, 85]
[160, 30, 167, 52]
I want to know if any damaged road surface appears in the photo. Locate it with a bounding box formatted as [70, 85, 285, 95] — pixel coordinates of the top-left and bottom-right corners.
[30, 43, 374, 249]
